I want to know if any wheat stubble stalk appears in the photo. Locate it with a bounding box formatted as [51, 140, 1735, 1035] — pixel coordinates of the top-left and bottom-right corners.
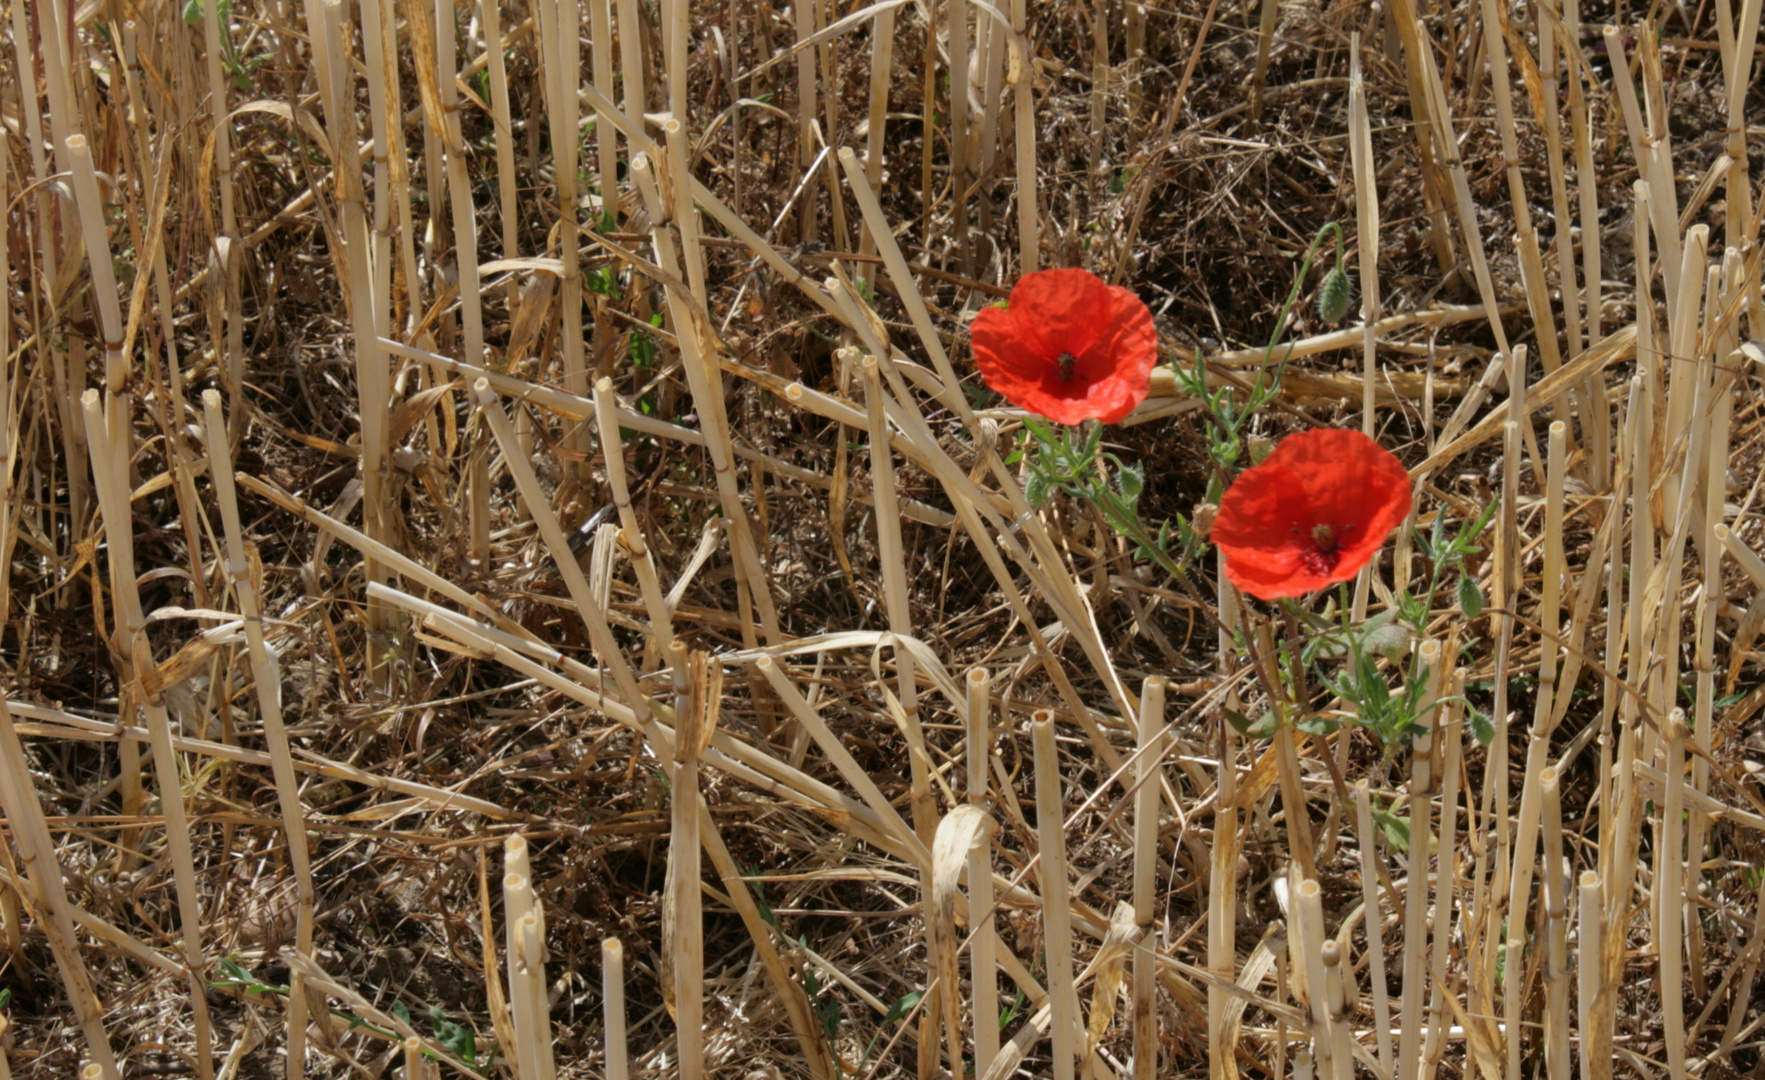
[5, 0, 1765, 1071]
[1351, 780, 1394, 1074]
[1397, 640, 1438, 1080]
[1032, 710, 1080, 1080]
[1131, 676, 1165, 1080]
[502, 837, 545, 1080]
[67, 129, 219, 1079]
[82, 383, 216, 1080]
[201, 391, 317, 1077]
[1420, 665, 1463, 1080]
[966, 667, 1001, 1080]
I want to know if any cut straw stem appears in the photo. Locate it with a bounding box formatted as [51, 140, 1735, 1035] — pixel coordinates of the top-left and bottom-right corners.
[1132, 676, 1165, 1080]
[967, 668, 1000, 1080]
[1031, 710, 1079, 1080]
[1660, 711, 1688, 1080]
[670, 648, 706, 1080]
[81, 390, 214, 1080]
[201, 391, 316, 1075]
[1353, 781, 1395, 1074]
[435, 0, 485, 365]
[1577, 871, 1609, 1080]
[603, 938, 628, 1080]
[1540, 766, 1570, 1080]
[1208, 715, 1239, 1080]
[1009, 0, 1037, 270]
[1398, 641, 1438, 1080]
[1295, 878, 1336, 1079]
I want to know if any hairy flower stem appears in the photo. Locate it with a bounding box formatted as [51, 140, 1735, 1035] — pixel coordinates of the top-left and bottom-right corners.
[1095, 489, 1185, 584]
[1280, 605, 1357, 816]
[1185, 221, 1347, 468]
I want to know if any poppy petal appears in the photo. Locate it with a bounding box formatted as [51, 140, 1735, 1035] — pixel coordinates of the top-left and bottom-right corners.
[971, 303, 1047, 410]
[1212, 428, 1412, 600]
[969, 269, 1158, 425]
[1212, 462, 1311, 596]
[1275, 430, 1412, 581]
[1005, 269, 1116, 361]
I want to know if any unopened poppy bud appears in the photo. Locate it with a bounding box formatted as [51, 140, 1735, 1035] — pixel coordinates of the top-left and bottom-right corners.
[1191, 502, 1218, 537]
[1318, 268, 1354, 323]
[1025, 471, 1054, 508]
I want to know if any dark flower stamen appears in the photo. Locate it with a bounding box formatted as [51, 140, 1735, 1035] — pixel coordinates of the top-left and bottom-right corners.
[1056, 352, 1078, 381]
[1301, 523, 1343, 576]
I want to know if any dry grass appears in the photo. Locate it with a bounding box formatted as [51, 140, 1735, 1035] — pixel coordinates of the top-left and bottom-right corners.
[1, 0, 1764, 1077]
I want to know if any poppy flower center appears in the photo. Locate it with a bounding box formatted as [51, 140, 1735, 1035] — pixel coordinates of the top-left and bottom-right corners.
[1300, 523, 1345, 576]
[1056, 352, 1079, 381]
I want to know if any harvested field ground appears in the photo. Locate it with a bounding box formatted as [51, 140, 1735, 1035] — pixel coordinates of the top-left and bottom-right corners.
[1, 0, 1764, 1078]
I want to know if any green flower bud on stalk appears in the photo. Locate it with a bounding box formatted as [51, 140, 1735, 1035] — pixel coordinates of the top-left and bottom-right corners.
[1318, 267, 1353, 323]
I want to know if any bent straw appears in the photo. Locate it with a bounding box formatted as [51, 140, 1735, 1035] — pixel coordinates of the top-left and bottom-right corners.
[629, 152, 780, 644]
[835, 148, 977, 428]
[592, 377, 676, 658]
[860, 354, 931, 843]
[471, 380, 651, 714]
[0, 702, 113, 1073]
[70, 131, 212, 1076]
[932, 806, 993, 1076]
[1714, 524, 1765, 589]
[694, 804, 834, 1080]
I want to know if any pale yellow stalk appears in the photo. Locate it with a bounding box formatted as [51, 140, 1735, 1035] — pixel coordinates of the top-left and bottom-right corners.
[1354, 781, 1394, 1074]
[967, 668, 1000, 1080]
[1540, 767, 1569, 1080]
[1399, 640, 1439, 1080]
[603, 939, 628, 1080]
[1577, 871, 1608, 1080]
[1032, 710, 1079, 1080]
[502, 867, 543, 1080]
[1660, 712, 1689, 1080]
[1132, 677, 1165, 1080]
[81, 390, 214, 1079]
[201, 392, 316, 1079]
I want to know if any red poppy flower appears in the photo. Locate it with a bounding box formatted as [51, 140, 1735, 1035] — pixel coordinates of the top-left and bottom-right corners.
[1212, 429, 1412, 600]
[970, 268, 1157, 425]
